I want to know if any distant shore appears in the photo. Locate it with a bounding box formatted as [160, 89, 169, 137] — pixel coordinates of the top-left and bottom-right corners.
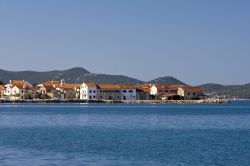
[0, 99, 229, 104]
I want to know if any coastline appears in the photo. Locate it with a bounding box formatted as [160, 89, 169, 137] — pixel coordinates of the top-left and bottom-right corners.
[0, 99, 230, 104]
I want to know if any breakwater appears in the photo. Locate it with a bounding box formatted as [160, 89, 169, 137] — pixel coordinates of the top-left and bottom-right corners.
[0, 99, 229, 104]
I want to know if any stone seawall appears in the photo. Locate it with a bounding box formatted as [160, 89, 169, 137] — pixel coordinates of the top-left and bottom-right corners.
[0, 99, 229, 104]
[122, 99, 229, 104]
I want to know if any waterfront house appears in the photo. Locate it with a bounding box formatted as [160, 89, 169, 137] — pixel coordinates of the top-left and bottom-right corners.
[119, 84, 137, 100]
[4, 80, 34, 99]
[136, 85, 153, 100]
[36, 81, 62, 99]
[59, 83, 81, 100]
[167, 85, 185, 94]
[159, 85, 186, 100]
[177, 86, 204, 100]
[80, 83, 137, 100]
[36, 80, 80, 100]
[80, 82, 98, 100]
[46, 88, 62, 99]
[36, 84, 56, 95]
[150, 84, 169, 96]
[97, 84, 122, 100]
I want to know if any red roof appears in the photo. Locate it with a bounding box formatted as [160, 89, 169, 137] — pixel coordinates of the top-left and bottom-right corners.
[10, 80, 33, 90]
[84, 82, 98, 88]
[0, 85, 4, 91]
[98, 84, 121, 89]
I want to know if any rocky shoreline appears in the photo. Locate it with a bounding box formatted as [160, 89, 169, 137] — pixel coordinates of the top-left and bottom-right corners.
[0, 99, 230, 104]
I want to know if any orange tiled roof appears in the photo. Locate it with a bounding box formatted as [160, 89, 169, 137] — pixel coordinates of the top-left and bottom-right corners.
[38, 84, 57, 91]
[84, 82, 98, 88]
[42, 81, 61, 86]
[0, 85, 4, 90]
[98, 84, 121, 89]
[119, 84, 136, 89]
[61, 84, 80, 89]
[11, 80, 33, 90]
[136, 86, 150, 93]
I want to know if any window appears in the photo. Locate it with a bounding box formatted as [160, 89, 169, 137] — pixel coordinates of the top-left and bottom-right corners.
[89, 90, 92, 93]
[188, 93, 190, 95]
[93, 90, 96, 93]
[123, 90, 127, 93]
[93, 95, 96, 99]
[193, 93, 196, 96]
[129, 90, 133, 93]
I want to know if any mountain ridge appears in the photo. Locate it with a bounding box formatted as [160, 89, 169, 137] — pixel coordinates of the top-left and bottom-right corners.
[200, 83, 250, 99]
[0, 67, 185, 85]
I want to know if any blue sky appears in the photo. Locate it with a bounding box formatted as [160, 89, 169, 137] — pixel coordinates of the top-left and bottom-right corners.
[0, 0, 249, 85]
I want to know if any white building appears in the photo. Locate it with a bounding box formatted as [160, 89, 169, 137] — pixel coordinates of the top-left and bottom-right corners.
[80, 82, 98, 100]
[120, 84, 137, 100]
[4, 80, 34, 99]
[150, 84, 169, 96]
[177, 87, 204, 100]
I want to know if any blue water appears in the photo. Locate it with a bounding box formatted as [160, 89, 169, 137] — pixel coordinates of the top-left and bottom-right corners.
[0, 101, 250, 166]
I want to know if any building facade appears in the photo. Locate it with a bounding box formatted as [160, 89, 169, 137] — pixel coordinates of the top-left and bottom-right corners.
[120, 85, 137, 100]
[177, 87, 203, 100]
[4, 80, 34, 99]
[80, 82, 98, 100]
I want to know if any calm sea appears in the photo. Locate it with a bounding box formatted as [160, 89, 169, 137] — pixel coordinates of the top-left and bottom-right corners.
[0, 101, 250, 166]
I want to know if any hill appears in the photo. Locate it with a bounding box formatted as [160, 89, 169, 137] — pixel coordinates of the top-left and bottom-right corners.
[200, 83, 250, 99]
[148, 76, 188, 86]
[0, 67, 189, 86]
[0, 67, 144, 85]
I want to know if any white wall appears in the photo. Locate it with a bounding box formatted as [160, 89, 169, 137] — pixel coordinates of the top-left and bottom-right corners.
[80, 83, 97, 100]
[150, 85, 158, 95]
[121, 89, 136, 100]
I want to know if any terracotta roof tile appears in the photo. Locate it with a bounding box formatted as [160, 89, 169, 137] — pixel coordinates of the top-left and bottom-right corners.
[61, 84, 79, 89]
[42, 81, 61, 86]
[10, 80, 33, 90]
[119, 84, 136, 89]
[98, 84, 121, 89]
[84, 82, 98, 88]
[0, 85, 4, 90]
[181, 87, 203, 93]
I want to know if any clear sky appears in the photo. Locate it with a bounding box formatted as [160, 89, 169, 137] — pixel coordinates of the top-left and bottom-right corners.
[0, 0, 249, 85]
